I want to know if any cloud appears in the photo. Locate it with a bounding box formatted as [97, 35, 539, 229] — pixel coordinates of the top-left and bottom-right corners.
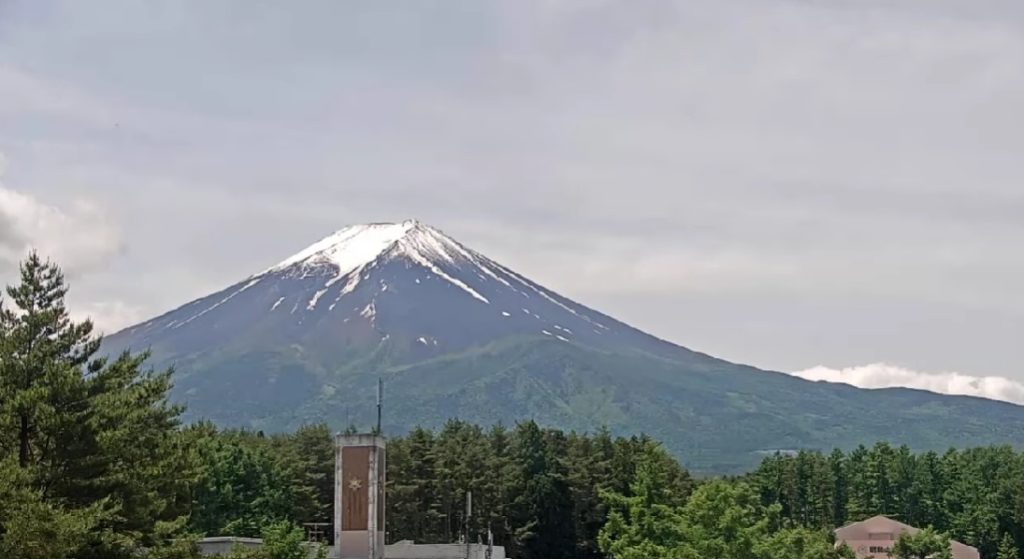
[792, 363, 1024, 405]
[71, 300, 147, 336]
[0, 156, 123, 276]
[1, 0, 1024, 381]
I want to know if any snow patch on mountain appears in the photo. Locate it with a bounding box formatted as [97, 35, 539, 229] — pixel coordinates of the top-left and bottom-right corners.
[307, 288, 329, 310]
[360, 301, 376, 320]
[175, 277, 262, 328]
[402, 248, 490, 304]
[491, 261, 607, 329]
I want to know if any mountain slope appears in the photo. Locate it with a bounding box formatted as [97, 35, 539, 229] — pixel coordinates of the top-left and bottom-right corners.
[104, 220, 1024, 473]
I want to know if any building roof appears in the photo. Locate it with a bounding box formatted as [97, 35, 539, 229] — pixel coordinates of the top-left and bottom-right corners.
[834, 516, 979, 559]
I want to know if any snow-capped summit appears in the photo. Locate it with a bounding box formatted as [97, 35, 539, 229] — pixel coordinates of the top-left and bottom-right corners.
[268, 220, 423, 275]
[263, 220, 496, 305]
[113, 220, 643, 359]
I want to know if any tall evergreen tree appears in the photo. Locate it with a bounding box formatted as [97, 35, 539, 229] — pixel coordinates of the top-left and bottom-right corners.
[189, 428, 294, 538]
[508, 421, 576, 559]
[598, 444, 688, 559]
[0, 253, 192, 558]
[828, 449, 848, 527]
[271, 424, 334, 528]
[999, 534, 1019, 559]
[388, 426, 442, 543]
[566, 430, 611, 559]
[0, 252, 98, 472]
[483, 424, 514, 547]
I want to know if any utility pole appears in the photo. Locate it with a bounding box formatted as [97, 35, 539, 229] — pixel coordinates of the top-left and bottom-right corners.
[376, 377, 383, 434]
[465, 491, 473, 559]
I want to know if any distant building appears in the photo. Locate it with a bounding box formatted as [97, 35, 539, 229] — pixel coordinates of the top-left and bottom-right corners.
[834, 516, 979, 559]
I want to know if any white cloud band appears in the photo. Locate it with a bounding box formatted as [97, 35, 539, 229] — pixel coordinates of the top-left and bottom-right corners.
[792, 363, 1024, 406]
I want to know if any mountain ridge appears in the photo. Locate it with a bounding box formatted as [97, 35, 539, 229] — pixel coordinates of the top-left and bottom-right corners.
[103, 220, 1024, 473]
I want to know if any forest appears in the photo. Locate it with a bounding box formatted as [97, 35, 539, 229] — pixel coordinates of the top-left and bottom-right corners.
[2, 254, 1023, 559]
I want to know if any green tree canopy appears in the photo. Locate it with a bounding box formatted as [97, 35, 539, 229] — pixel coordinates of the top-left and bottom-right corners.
[0, 253, 192, 559]
[891, 527, 953, 559]
[999, 534, 1019, 559]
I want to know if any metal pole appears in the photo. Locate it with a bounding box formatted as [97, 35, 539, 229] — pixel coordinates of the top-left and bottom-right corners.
[376, 378, 383, 434]
[465, 491, 473, 559]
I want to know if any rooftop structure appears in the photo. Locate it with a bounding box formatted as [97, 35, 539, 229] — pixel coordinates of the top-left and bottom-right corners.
[834, 516, 979, 559]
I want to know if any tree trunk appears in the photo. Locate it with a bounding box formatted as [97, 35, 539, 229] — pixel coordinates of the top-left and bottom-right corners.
[19, 413, 30, 467]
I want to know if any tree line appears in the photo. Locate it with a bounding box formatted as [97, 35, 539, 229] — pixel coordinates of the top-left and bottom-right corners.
[747, 444, 1024, 559]
[188, 419, 693, 559]
[1, 253, 1023, 559]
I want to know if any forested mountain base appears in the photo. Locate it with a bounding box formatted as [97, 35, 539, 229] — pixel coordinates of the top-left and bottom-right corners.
[186, 420, 693, 559]
[750, 444, 1024, 559]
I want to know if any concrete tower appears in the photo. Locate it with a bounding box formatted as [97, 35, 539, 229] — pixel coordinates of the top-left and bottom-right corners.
[334, 434, 386, 559]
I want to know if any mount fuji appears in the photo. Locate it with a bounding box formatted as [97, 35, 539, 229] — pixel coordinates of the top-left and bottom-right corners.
[104, 220, 1024, 473]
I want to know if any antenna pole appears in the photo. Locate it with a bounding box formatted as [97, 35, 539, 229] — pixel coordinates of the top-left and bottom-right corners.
[376, 378, 383, 434]
[465, 491, 472, 559]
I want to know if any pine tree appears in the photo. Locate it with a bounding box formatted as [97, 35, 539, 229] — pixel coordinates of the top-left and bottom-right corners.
[189, 428, 294, 538]
[828, 448, 848, 527]
[598, 443, 688, 559]
[271, 424, 334, 527]
[845, 445, 872, 520]
[910, 451, 943, 529]
[432, 420, 489, 542]
[808, 452, 836, 529]
[998, 534, 1019, 559]
[565, 430, 609, 559]
[0, 458, 110, 559]
[508, 421, 576, 559]
[387, 426, 443, 543]
[0, 252, 98, 472]
[996, 534, 1020, 559]
[0, 253, 193, 558]
[484, 424, 514, 548]
[892, 445, 916, 524]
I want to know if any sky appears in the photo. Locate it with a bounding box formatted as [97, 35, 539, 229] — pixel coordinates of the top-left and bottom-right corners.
[1, 0, 1023, 402]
